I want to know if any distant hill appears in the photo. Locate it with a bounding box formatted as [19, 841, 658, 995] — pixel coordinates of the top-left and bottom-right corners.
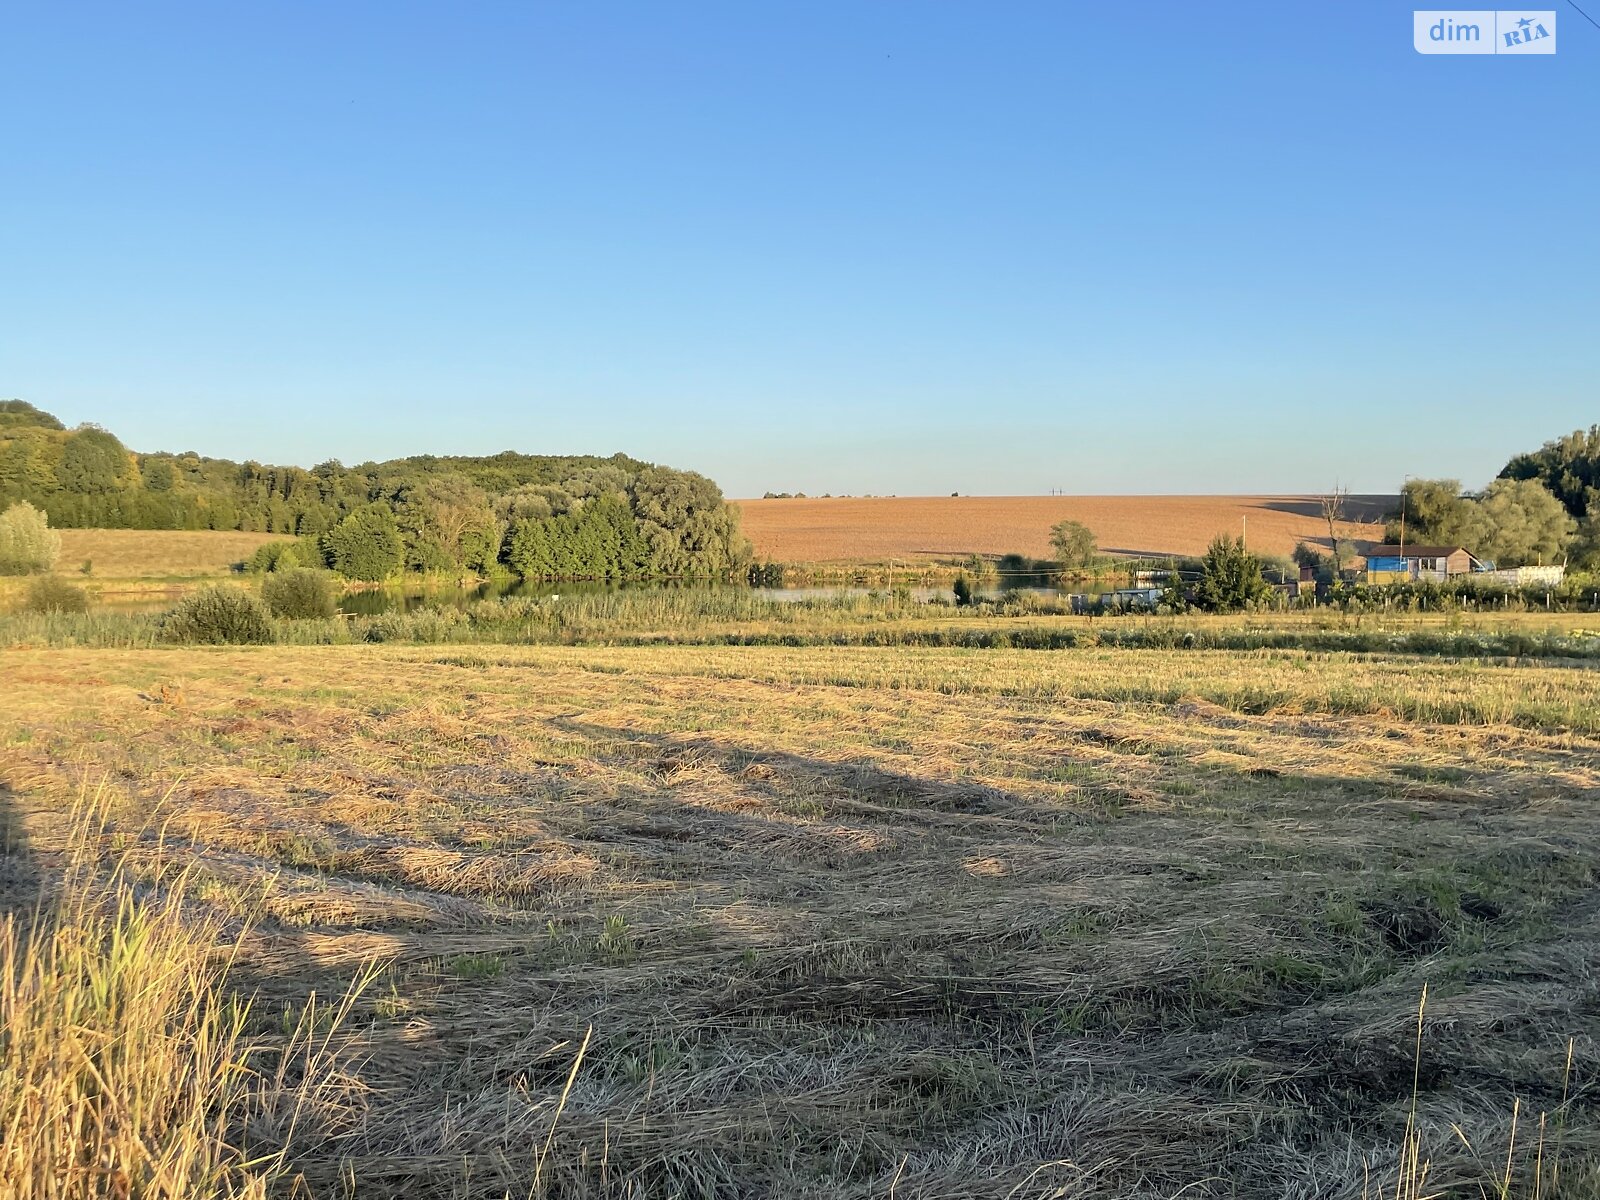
[0, 403, 748, 580]
[736, 494, 1393, 563]
[0, 400, 65, 431]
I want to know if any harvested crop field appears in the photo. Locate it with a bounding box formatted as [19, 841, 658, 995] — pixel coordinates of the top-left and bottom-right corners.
[736, 494, 1391, 562]
[54, 528, 291, 579]
[3, 639, 1597, 1197]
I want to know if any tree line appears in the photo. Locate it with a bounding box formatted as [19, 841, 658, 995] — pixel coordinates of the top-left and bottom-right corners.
[1382, 427, 1600, 570]
[0, 400, 750, 581]
[1292, 428, 1600, 578]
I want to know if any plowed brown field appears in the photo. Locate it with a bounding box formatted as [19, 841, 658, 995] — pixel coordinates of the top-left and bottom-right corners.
[736, 494, 1392, 562]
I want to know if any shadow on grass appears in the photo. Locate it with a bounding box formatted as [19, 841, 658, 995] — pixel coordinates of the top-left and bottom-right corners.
[0, 780, 42, 922]
[11, 712, 1595, 1199]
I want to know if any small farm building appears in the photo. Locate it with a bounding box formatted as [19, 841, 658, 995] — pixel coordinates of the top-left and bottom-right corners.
[1364, 545, 1480, 583]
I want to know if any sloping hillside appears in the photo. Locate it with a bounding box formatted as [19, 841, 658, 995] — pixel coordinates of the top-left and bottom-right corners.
[736, 494, 1392, 562]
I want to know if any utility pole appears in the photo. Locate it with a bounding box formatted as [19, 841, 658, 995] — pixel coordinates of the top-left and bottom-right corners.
[1398, 474, 1412, 575]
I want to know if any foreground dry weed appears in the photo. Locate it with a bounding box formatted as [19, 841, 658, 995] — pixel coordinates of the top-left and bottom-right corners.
[0, 798, 268, 1199]
[0, 790, 367, 1200]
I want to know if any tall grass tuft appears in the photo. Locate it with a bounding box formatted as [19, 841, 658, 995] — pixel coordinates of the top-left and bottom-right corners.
[0, 792, 369, 1200]
[0, 849, 268, 1196]
[1366, 986, 1582, 1200]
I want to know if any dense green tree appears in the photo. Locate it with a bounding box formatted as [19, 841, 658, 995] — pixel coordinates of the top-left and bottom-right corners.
[0, 501, 61, 575]
[0, 400, 66, 431]
[631, 467, 751, 578]
[1466, 478, 1576, 567]
[56, 427, 130, 495]
[0, 435, 59, 504]
[1049, 520, 1098, 573]
[505, 518, 556, 579]
[458, 521, 501, 572]
[1194, 535, 1272, 612]
[1385, 479, 1475, 546]
[294, 532, 329, 569]
[141, 458, 176, 491]
[324, 506, 404, 581]
[246, 542, 301, 573]
[1569, 502, 1600, 572]
[1159, 568, 1190, 613]
[1501, 426, 1600, 519]
[397, 474, 497, 571]
[0, 403, 750, 582]
[404, 535, 456, 573]
[1386, 472, 1580, 566]
[495, 484, 561, 523]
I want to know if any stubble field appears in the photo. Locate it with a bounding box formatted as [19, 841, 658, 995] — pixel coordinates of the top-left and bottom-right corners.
[3, 634, 1598, 1197]
[736, 494, 1392, 563]
[53, 528, 290, 580]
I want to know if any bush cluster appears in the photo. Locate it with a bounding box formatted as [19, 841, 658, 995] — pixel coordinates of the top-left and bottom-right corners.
[245, 542, 302, 574]
[159, 587, 275, 645]
[260, 569, 337, 619]
[22, 575, 90, 614]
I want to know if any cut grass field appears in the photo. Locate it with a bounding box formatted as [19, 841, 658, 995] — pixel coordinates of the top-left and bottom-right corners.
[54, 529, 290, 581]
[3, 635, 1598, 1196]
[736, 494, 1392, 563]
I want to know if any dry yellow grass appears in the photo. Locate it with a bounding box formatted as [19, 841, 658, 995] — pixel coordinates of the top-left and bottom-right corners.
[54, 529, 290, 581]
[736, 493, 1391, 562]
[0, 790, 362, 1200]
[2, 640, 1597, 1196]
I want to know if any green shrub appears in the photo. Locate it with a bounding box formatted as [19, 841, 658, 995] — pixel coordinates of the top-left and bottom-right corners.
[22, 575, 90, 614]
[0, 501, 61, 575]
[325, 506, 404, 581]
[1195, 535, 1272, 612]
[245, 542, 300, 574]
[260, 569, 337, 619]
[295, 532, 329, 569]
[159, 587, 274, 645]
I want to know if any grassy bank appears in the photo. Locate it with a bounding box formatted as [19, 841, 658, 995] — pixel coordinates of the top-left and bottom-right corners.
[4, 589, 1600, 667]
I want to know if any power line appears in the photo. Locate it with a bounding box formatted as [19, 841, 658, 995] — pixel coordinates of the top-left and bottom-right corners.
[1568, 0, 1600, 33]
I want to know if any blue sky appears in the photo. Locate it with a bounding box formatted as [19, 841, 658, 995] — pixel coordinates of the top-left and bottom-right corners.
[2, 1, 1594, 497]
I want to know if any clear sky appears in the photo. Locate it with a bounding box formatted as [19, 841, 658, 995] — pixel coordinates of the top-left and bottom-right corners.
[2, 2, 1594, 497]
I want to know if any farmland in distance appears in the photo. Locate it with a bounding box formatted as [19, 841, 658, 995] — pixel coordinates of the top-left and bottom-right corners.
[737, 493, 1392, 563]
